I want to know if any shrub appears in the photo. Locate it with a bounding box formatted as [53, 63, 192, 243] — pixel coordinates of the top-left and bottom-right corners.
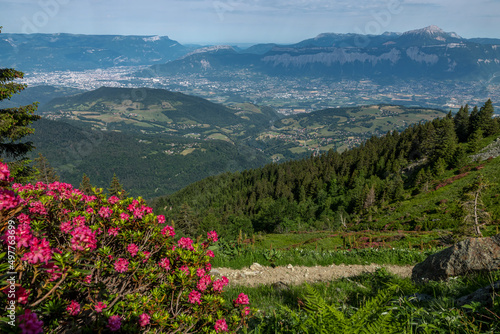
[0, 162, 251, 333]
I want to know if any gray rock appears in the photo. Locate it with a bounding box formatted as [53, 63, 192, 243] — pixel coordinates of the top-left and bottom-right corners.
[456, 280, 500, 307]
[249, 262, 263, 271]
[412, 234, 500, 282]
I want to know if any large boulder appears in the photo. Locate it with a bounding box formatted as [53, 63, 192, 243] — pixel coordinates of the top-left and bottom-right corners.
[412, 234, 500, 282]
[456, 280, 500, 307]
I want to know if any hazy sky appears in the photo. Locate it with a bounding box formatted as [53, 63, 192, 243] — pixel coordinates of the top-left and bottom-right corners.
[0, 0, 499, 44]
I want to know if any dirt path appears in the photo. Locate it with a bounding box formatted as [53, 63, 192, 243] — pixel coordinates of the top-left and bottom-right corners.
[212, 263, 414, 287]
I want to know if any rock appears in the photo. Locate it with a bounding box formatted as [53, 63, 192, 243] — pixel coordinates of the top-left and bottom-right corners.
[272, 281, 289, 291]
[249, 262, 263, 271]
[242, 270, 258, 277]
[456, 280, 500, 307]
[210, 268, 221, 276]
[287, 264, 294, 270]
[412, 234, 500, 282]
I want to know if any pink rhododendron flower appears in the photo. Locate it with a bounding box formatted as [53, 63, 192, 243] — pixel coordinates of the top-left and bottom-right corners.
[86, 207, 94, 214]
[73, 215, 86, 226]
[114, 258, 129, 273]
[95, 301, 107, 313]
[179, 265, 190, 275]
[120, 212, 129, 221]
[21, 237, 52, 264]
[196, 268, 206, 277]
[29, 201, 47, 215]
[67, 301, 81, 316]
[127, 243, 139, 257]
[157, 214, 166, 224]
[207, 250, 215, 258]
[139, 313, 151, 327]
[188, 290, 202, 305]
[178, 237, 194, 251]
[205, 263, 212, 272]
[0, 162, 11, 181]
[3, 286, 29, 305]
[142, 251, 151, 263]
[197, 275, 212, 292]
[234, 293, 249, 305]
[108, 227, 120, 236]
[214, 319, 228, 332]
[84, 275, 92, 283]
[161, 225, 175, 237]
[18, 213, 31, 224]
[108, 195, 120, 204]
[159, 258, 170, 271]
[18, 309, 43, 334]
[82, 195, 97, 203]
[243, 306, 251, 316]
[60, 221, 73, 234]
[70, 225, 97, 251]
[99, 206, 113, 218]
[0, 189, 21, 210]
[107, 315, 122, 331]
[207, 230, 218, 242]
[44, 262, 64, 281]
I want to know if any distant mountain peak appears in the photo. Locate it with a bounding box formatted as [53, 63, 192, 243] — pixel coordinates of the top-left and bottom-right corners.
[403, 25, 462, 39]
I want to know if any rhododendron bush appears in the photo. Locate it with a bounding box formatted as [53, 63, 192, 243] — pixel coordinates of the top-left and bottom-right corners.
[0, 163, 251, 333]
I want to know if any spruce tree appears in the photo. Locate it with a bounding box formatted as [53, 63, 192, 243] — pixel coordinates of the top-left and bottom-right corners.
[79, 174, 93, 195]
[108, 173, 127, 198]
[0, 27, 41, 181]
[33, 153, 59, 184]
[477, 99, 497, 136]
[453, 104, 470, 142]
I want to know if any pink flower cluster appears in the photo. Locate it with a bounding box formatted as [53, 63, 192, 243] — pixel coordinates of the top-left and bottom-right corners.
[178, 237, 194, 251]
[70, 225, 97, 252]
[29, 201, 48, 215]
[207, 231, 218, 242]
[127, 243, 139, 257]
[188, 290, 202, 305]
[139, 313, 151, 327]
[161, 225, 175, 237]
[98, 206, 113, 218]
[18, 309, 43, 334]
[197, 275, 212, 292]
[212, 276, 229, 292]
[114, 258, 129, 273]
[108, 195, 120, 204]
[44, 262, 64, 281]
[107, 315, 122, 331]
[214, 319, 228, 332]
[108, 227, 120, 236]
[127, 200, 153, 219]
[157, 214, 166, 224]
[95, 301, 107, 313]
[67, 301, 81, 316]
[21, 237, 52, 264]
[234, 293, 249, 305]
[0, 162, 11, 182]
[0, 189, 20, 210]
[159, 258, 170, 271]
[2, 286, 29, 305]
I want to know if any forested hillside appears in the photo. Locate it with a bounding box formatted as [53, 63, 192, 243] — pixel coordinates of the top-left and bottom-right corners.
[151, 100, 500, 239]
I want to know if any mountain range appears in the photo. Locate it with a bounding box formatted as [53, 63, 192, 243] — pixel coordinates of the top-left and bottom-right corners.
[0, 33, 196, 71]
[139, 26, 500, 82]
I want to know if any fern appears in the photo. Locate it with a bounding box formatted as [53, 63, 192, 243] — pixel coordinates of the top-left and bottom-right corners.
[300, 284, 402, 334]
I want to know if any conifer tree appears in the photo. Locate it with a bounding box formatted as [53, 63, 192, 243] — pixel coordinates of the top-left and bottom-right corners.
[454, 104, 470, 142]
[0, 26, 41, 181]
[108, 173, 128, 198]
[79, 173, 93, 195]
[33, 153, 59, 184]
[477, 99, 497, 136]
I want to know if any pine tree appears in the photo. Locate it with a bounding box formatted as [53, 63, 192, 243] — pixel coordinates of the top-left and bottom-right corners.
[477, 99, 497, 136]
[33, 153, 59, 184]
[79, 174, 93, 195]
[454, 104, 470, 142]
[0, 27, 41, 182]
[108, 173, 127, 198]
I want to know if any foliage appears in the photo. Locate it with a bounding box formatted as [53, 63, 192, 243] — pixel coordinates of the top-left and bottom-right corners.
[0, 30, 40, 182]
[0, 162, 252, 333]
[32, 153, 59, 184]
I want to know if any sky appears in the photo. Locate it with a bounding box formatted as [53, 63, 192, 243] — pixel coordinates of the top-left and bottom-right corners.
[0, 0, 499, 45]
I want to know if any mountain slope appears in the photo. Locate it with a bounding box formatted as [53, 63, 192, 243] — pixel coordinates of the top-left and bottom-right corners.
[150, 100, 500, 239]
